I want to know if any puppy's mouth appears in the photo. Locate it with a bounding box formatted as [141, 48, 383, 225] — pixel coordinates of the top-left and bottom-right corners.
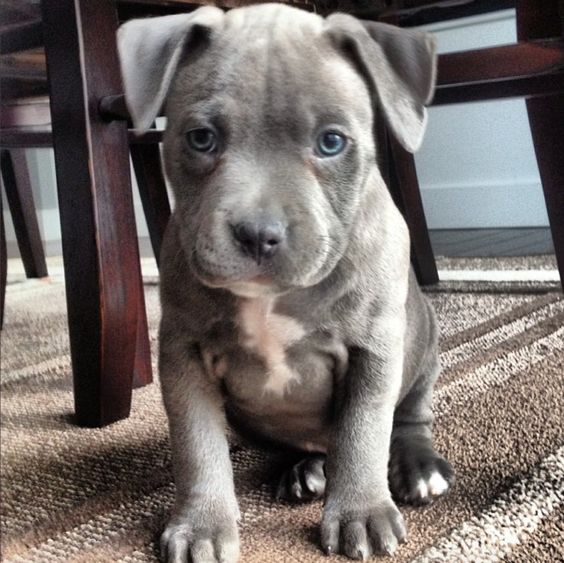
[205, 275, 282, 298]
[222, 278, 282, 298]
[191, 252, 282, 296]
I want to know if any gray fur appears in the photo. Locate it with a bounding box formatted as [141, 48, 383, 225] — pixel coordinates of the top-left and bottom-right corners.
[118, 4, 452, 561]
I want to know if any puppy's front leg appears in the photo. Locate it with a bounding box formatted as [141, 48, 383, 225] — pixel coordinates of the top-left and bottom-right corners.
[159, 322, 240, 563]
[322, 326, 407, 560]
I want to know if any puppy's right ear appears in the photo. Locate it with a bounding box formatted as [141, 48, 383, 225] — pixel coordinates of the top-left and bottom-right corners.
[117, 7, 224, 132]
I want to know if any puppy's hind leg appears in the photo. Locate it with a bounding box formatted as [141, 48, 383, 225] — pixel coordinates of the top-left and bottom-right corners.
[389, 356, 454, 506]
[276, 454, 326, 502]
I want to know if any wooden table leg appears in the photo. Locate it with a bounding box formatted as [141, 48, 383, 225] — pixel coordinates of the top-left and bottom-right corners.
[517, 0, 564, 292]
[130, 141, 167, 387]
[386, 131, 439, 285]
[42, 0, 151, 426]
[133, 281, 152, 389]
[1, 149, 48, 279]
[0, 182, 6, 329]
[130, 143, 171, 267]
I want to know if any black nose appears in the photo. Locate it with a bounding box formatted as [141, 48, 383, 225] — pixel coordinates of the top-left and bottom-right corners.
[231, 219, 286, 264]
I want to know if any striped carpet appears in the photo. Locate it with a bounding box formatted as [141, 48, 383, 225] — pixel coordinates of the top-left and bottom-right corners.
[1, 276, 563, 562]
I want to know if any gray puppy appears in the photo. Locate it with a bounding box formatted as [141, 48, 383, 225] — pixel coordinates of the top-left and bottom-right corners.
[118, 4, 454, 561]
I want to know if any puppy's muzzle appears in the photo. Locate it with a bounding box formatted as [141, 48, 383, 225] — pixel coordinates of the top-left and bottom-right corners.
[231, 218, 287, 265]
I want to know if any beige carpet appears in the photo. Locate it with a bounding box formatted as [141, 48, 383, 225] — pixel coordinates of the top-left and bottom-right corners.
[1, 275, 563, 562]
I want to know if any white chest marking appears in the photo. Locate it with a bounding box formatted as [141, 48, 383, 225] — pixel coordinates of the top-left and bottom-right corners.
[238, 298, 306, 396]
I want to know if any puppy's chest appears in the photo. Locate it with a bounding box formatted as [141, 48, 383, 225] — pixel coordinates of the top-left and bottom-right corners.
[234, 298, 307, 396]
[201, 297, 334, 401]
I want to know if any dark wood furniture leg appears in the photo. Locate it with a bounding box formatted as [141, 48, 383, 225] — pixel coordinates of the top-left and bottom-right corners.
[517, 0, 564, 291]
[0, 184, 6, 329]
[130, 142, 168, 386]
[130, 143, 171, 267]
[1, 149, 48, 278]
[385, 130, 439, 285]
[42, 0, 151, 426]
[133, 283, 152, 389]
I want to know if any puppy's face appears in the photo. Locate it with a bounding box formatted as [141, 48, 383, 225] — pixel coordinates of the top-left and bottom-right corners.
[119, 5, 436, 298]
[164, 11, 374, 297]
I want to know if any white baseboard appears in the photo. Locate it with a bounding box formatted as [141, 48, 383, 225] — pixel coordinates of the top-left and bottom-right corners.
[438, 270, 560, 282]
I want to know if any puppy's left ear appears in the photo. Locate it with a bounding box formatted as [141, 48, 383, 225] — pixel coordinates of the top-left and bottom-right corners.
[325, 15, 437, 152]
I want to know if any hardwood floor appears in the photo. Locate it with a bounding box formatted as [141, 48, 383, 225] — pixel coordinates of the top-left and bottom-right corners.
[429, 228, 554, 257]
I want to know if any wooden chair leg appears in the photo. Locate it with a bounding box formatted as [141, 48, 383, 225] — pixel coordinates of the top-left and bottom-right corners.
[525, 97, 564, 291]
[130, 142, 169, 385]
[42, 0, 151, 426]
[1, 149, 48, 278]
[517, 1, 564, 292]
[133, 277, 152, 389]
[130, 143, 171, 267]
[0, 186, 6, 329]
[129, 141, 167, 386]
[386, 130, 439, 285]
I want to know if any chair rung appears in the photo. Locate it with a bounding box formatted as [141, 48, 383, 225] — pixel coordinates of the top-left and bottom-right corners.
[0, 127, 164, 148]
[0, 129, 52, 148]
[435, 38, 564, 104]
[0, 20, 43, 55]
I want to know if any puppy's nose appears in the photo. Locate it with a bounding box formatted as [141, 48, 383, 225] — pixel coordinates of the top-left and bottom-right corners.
[231, 220, 286, 264]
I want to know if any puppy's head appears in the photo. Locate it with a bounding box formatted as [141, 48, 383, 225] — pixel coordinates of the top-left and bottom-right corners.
[118, 4, 436, 297]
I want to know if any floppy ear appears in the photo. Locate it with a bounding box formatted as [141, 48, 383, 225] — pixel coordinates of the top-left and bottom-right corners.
[117, 7, 224, 131]
[325, 14, 437, 152]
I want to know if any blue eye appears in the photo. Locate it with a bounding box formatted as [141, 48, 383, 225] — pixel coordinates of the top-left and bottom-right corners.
[316, 131, 347, 157]
[186, 128, 217, 152]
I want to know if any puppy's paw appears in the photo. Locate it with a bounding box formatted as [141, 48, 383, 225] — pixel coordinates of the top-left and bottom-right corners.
[321, 499, 406, 559]
[160, 507, 239, 563]
[276, 455, 326, 502]
[389, 444, 454, 506]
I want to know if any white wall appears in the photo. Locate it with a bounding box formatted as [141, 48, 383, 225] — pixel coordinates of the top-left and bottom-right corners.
[415, 9, 548, 229]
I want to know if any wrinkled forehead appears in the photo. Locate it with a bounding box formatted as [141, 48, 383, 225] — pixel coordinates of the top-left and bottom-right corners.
[169, 8, 371, 128]
[224, 3, 324, 37]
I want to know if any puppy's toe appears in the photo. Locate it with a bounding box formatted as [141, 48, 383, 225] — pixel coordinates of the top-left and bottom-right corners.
[276, 455, 326, 502]
[321, 498, 406, 559]
[389, 446, 454, 506]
